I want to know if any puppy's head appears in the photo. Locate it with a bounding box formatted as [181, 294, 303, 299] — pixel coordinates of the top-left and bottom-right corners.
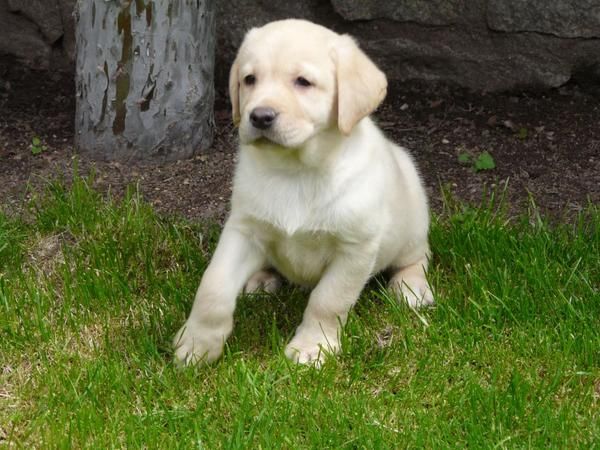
[229, 19, 387, 148]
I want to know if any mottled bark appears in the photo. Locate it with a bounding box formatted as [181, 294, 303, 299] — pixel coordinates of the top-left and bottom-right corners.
[75, 0, 215, 161]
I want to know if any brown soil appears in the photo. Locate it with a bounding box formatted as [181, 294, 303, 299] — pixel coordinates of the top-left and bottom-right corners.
[1, 65, 599, 222]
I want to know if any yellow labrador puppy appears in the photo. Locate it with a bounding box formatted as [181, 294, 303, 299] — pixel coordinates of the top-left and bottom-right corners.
[174, 19, 433, 366]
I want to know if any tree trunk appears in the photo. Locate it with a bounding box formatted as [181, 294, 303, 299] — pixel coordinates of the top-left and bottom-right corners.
[75, 0, 215, 161]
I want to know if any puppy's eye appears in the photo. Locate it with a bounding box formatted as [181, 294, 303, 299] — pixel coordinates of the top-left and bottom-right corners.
[295, 76, 312, 88]
[243, 74, 256, 86]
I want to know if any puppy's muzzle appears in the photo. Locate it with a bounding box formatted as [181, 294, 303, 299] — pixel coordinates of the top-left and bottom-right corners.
[250, 107, 278, 130]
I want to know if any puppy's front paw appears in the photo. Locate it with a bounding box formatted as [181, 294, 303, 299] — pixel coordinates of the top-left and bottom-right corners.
[284, 325, 340, 367]
[173, 320, 228, 366]
[390, 275, 435, 308]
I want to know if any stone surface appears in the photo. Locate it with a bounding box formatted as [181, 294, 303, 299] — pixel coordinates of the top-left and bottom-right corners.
[7, 0, 64, 43]
[58, 0, 76, 60]
[349, 20, 578, 91]
[487, 0, 600, 38]
[0, 0, 51, 69]
[330, 0, 483, 26]
[2, 0, 600, 91]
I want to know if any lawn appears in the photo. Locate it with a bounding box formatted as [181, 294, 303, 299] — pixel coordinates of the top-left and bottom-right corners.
[1, 176, 599, 448]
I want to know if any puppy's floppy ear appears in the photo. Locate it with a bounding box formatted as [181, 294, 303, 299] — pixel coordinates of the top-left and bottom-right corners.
[228, 57, 241, 126]
[229, 28, 259, 127]
[332, 35, 388, 135]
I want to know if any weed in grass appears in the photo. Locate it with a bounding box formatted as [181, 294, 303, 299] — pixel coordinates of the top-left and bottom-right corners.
[0, 176, 598, 447]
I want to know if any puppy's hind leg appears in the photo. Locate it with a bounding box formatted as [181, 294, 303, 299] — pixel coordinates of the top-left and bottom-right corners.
[389, 255, 434, 308]
[244, 269, 281, 294]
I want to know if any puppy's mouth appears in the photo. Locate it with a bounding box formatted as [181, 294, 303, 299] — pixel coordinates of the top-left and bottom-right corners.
[253, 136, 277, 146]
[239, 117, 313, 149]
[247, 132, 290, 149]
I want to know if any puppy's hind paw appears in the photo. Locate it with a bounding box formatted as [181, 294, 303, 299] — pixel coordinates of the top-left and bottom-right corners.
[244, 270, 281, 294]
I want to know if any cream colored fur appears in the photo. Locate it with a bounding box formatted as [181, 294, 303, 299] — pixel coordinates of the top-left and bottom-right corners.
[174, 19, 433, 366]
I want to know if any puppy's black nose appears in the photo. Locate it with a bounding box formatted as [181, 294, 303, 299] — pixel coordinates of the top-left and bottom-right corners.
[250, 107, 278, 130]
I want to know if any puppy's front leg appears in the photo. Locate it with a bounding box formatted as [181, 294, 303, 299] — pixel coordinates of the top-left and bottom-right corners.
[174, 223, 264, 365]
[285, 245, 377, 366]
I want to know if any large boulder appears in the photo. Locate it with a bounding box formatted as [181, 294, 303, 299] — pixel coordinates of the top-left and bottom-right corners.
[58, 0, 76, 61]
[0, 0, 51, 69]
[1, 0, 599, 91]
[7, 0, 64, 43]
[357, 23, 573, 90]
[0, 0, 75, 70]
[330, 0, 483, 26]
[487, 0, 600, 38]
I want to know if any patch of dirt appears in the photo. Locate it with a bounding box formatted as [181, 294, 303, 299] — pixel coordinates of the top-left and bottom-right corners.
[27, 233, 67, 274]
[383, 82, 600, 217]
[1, 64, 599, 222]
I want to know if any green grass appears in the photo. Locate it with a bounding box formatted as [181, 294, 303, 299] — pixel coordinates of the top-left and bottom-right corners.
[1, 176, 599, 448]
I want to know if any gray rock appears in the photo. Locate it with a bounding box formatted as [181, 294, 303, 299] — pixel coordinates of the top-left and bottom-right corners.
[487, 0, 600, 38]
[358, 23, 573, 91]
[2, 0, 600, 92]
[330, 0, 483, 26]
[0, 0, 50, 68]
[7, 0, 64, 43]
[58, 0, 76, 60]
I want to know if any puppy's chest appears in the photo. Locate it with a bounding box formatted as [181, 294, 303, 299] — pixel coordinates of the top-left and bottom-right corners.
[235, 163, 367, 284]
[254, 224, 337, 286]
[236, 170, 342, 235]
